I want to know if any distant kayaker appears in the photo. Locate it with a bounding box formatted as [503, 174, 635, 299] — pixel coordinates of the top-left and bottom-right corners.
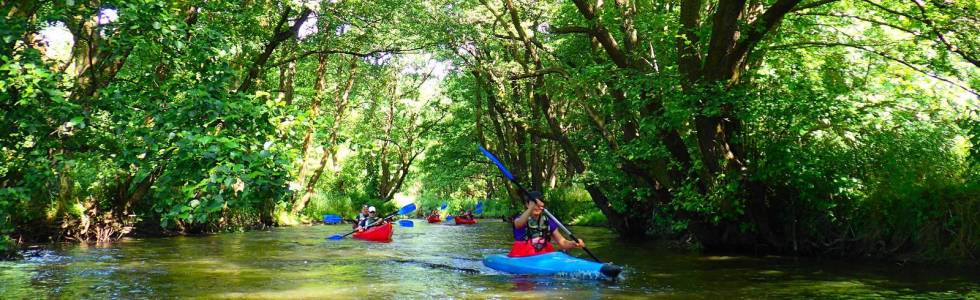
[427, 209, 440, 223]
[510, 191, 585, 257]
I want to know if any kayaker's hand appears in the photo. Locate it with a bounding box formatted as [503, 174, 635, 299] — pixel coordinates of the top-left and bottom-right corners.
[573, 239, 585, 249]
[525, 199, 544, 211]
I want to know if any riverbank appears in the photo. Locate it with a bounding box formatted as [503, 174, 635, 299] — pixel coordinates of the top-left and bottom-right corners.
[1, 238, 17, 260]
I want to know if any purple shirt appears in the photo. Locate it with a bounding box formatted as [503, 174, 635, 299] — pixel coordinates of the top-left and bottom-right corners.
[512, 215, 559, 241]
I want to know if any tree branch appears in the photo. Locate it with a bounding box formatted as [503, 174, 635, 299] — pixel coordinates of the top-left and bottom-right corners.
[508, 67, 569, 80]
[565, 0, 632, 68]
[270, 46, 427, 68]
[790, 0, 839, 12]
[859, 0, 921, 22]
[910, 0, 979, 68]
[238, 7, 313, 92]
[491, 33, 545, 49]
[794, 12, 917, 35]
[730, 0, 803, 71]
[550, 26, 592, 35]
[768, 41, 979, 96]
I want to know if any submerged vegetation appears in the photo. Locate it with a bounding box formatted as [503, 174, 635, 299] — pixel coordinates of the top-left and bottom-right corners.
[1, 0, 977, 262]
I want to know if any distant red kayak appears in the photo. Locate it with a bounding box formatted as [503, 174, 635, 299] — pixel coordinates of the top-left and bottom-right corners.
[427, 215, 441, 223]
[454, 217, 477, 225]
[353, 222, 393, 242]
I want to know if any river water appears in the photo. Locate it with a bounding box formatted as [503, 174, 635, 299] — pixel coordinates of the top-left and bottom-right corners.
[1, 220, 977, 299]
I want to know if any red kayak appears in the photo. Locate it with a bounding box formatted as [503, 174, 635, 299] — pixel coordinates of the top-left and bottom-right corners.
[427, 215, 441, 223]
[353, 222, 393, 242]
[454, 217, 477, 225]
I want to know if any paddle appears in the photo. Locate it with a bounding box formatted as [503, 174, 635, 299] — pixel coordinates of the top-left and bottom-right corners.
[474, 201, 483, 215]
[327, 203, 417, 240]
[445, 215, 454, 222]
[398, 219, 414, 227]
[478, 145, 604, 263]
[440, 201, 448, 210]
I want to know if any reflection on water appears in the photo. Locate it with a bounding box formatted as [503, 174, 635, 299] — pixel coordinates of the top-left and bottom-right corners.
[1, 220, 978, 299]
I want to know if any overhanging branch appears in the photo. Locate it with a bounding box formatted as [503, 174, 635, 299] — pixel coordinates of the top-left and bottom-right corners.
[730, 0, 803, 67]
[270, 46, 429, 68]
[768, 41, 978, 96]
[550, 26, 592, 35]
[508, 67, 569, 80]
[791, 0, 840, 12]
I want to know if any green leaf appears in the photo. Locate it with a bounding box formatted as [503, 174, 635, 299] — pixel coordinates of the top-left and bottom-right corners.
[69, 116, 84, 128]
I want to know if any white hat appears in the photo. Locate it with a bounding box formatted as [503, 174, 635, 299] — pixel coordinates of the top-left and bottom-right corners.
[368, 206, 376, 212]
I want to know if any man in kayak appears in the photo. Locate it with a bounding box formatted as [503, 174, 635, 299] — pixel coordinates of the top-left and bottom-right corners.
[356, 206, 379, 232]
[510, 191, 585, 257]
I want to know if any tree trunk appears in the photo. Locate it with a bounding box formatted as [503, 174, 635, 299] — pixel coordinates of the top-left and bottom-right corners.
[291, 56, 358, 215]
[279, 59, 296, 105]
[293, 54, 329, 198]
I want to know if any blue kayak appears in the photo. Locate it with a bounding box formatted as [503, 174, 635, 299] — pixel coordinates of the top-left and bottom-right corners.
[483, 252, 622, 279]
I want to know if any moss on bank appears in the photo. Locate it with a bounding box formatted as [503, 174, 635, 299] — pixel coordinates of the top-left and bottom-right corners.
[1, 237, 19, 260]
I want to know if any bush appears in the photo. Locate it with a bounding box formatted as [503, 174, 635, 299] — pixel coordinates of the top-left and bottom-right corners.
[544, 186, 605, 226]
[570, 211, 607, 226]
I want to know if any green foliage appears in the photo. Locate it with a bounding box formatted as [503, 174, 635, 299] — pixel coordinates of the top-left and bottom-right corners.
[0, 187, 20, 259]
[1, 0, 977, 263]
[545, 187, 607, 226]
[419, 0, 980, 261]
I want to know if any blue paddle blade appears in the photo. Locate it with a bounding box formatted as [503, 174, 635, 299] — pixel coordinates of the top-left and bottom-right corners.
[327, 235, 343, 240]
[474, 207, 483, 215]
[398, 220, 414, 227]
[479, 145, 515, 181]
[446, 216, 454, 222]
[440, 202, 447, 210]
[398, 203, 417, 215]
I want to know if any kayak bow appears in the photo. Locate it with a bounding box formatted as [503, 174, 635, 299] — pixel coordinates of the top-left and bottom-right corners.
[427, 215, 441, 223]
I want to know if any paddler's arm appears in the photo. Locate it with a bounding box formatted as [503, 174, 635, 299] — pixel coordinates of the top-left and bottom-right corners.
[552, 230, 586, 250]
[513, 201, 537, 229]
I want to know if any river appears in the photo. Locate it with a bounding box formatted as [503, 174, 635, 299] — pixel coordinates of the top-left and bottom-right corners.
[1, 220, 977, 299]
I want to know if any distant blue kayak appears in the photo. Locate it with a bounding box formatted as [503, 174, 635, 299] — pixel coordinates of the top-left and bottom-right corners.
[322, 214, 342, 224]
[483, 252, 622, 279]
